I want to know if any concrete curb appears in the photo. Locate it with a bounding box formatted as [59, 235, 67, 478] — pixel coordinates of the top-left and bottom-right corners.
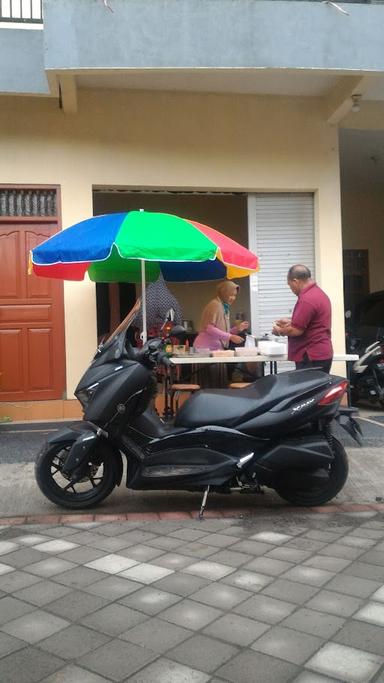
[1, 502, 383, 526]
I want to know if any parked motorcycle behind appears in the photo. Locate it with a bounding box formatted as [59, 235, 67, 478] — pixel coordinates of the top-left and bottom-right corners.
[35, 310, 362, 515]
[348, 337, 384, 407]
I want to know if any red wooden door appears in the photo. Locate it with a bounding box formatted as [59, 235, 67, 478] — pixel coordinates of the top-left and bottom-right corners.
[0, 221, 66, 401]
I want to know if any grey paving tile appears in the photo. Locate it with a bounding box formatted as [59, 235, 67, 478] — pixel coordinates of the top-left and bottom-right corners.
[34, 540, 80, 554]
[2, 608, 69, 644]
[190, 582, 251, 609]
[233, 593, 296, 624]
[261, 578, 319, 604]
[358, 550, 384, 566]
[0, 595, 35, 625]
[168, 528, 207, 542]
[80, 602, 148, 636]
[85, 575, 142, 600]
[145, 536, 185, 551]
[282, 566, 335, 587]
[0, 541, 19, 555]
[117, 530, 157, 545]
[159, 598, 222, 630]
[127, 657, 210, 683]
[285, 538, 327, 552]
[0, 562, 13, 576]
[303, 555, 352, 572]
[153, 572, 210, 596]
[58, 547, 107, 565]
[0, 646, 65, 683]
[182, 560, 234, 580]
[121, 616, 192, 653]
[53, 566, 110, 588]
[168, 633, 238, 673]
[175, 542, 219, 559]
[318, 544, 366, 561]
[206, 548, 253, 567]
[0, 570, 41, 592]
[325, 574, 381, 598]
[303, 530, 343, 543]
[292, 673, 345, 683]
[119, 562, 174, 584]
[372, 585, 384, 602]
[333, 619, 384, 656]
[266, 547, 313, 563]
[349, 528, 384, 540]
[86, 536, 133, 553]
[88, 522, 130, 536]
[39, 624, 110, 659]
[230, 540, 275, 556]
[306, 590, 364, 617]
[221, 569, 273, 592]
[338, 535, 376, 549]
[142, 522, 182, 535]
[250, 531, 294, 545]
[118, 544, 164, 562]
[46, 589, 110, 621]
[197, 533, 239, 548]
[40, 664, 111, 682]
[57, 532, 106, 546]
[343, 561, 384, 582]
[353, 601, 384, 626]
[85, 554, 138, 574]
[78, 638, 157, 681]
[119, 586, 181, 615]
[26, 558, 78, 578]
[216, 649, 299, 683]
[0, 631, 25, 658]
[14, 580, 72, 607]
[43, 526, 83, 538]
[280, 607, 345, 638]
[203, 613, 270, 646]
[251, 625, 323, 664]
[305, 642, 383, 682]
[245, 556, 294, 576]
[2, 547, 50, 568]
[148, 552, 194, 570]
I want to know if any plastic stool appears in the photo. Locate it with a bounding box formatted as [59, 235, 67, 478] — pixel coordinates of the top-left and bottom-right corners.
[170, 383, 200, 413]
[228, 382, 251, 389]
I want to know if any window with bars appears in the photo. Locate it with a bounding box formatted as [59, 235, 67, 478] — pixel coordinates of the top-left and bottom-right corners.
[0, 0, 43, 23]
[0, 188, 57, 217]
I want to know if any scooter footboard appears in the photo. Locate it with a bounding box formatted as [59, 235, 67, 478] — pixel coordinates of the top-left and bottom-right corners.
[255, 435, 334, 484]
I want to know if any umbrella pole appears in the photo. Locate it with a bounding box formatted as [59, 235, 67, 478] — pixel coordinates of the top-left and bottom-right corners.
[141, 259, 147, 343]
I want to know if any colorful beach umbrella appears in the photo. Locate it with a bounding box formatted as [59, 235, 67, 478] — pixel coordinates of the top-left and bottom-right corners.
[30, 210, 259, 340]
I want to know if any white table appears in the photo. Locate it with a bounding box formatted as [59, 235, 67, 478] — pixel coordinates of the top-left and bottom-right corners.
[163, 353, 359, 416]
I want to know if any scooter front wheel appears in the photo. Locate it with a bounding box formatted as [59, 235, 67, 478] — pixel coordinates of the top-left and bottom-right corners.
[274, 437, 348, 507]
[35, 441, 117, 509]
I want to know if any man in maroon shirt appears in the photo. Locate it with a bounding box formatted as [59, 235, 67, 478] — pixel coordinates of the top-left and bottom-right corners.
[272, 264, 333, 373]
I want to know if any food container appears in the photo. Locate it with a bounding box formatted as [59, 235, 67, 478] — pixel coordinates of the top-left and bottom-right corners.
[193, 348, 211, 357]
[258, 340, 287, 356]
[211, 350, 235, 357]
[235, 347, 259, 356]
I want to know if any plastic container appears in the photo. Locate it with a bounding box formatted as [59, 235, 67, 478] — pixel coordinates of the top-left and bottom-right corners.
[235, 347, 259, 356]
[258, 340, 287, 356]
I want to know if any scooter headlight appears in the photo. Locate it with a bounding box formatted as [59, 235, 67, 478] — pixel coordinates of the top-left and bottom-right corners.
[76, 383, 99, 408]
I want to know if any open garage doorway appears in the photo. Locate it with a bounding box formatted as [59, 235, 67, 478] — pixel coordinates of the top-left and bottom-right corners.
[340, 129, 384, 315]
[92, 189, 249, 341]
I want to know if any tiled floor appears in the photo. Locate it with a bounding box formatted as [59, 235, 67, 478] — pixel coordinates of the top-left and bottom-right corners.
[0, 511, 383, 682]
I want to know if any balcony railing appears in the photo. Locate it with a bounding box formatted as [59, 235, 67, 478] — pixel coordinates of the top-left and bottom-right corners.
[0, 0, 42, 23]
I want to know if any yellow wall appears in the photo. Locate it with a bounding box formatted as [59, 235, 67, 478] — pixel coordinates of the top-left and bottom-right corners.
[342, 187, 384, 293]
[0, 89, 345, 395]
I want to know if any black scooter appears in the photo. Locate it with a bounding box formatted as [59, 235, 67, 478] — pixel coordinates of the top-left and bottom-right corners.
[349, 338, 384, 407]
[35, 317, 362, 516]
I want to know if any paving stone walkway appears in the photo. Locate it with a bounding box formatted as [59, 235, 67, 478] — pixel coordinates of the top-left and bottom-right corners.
[0, 509, 383, 682]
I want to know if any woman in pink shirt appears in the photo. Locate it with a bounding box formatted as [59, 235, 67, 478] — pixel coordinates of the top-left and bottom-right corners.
[194, 281, 248, 351]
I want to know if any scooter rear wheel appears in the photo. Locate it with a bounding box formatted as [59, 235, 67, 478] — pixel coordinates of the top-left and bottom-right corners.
[35, 441, 117, 509]
[274, 437, 348, 507]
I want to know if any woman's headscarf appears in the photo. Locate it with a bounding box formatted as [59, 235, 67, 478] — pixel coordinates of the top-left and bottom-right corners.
[216, 280, 239, 303]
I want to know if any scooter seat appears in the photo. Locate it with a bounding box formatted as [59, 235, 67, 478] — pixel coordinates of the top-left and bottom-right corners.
[175, 369, 330, 429]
